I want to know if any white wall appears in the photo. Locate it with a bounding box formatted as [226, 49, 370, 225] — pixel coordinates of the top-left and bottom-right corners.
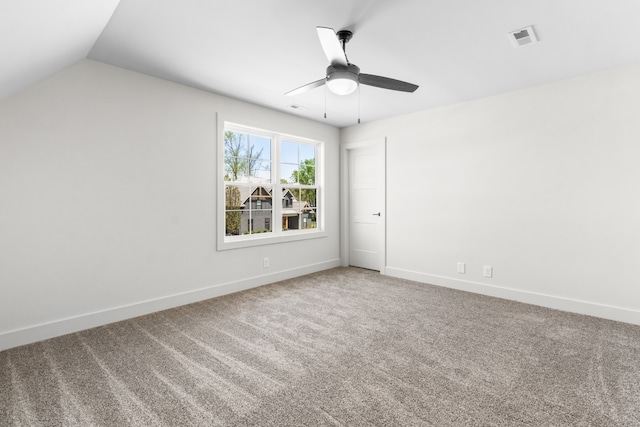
[341, 64, 640, 325]
[0, 60, 341, 350]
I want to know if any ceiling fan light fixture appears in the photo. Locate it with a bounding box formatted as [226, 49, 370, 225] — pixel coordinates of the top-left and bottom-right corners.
[327, 76, 358, 95]
[326, 64, 359, 95]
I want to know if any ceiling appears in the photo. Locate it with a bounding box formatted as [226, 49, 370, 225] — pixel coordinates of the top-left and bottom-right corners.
[3, 0, 640, 128]
[0, 0, 120, 100]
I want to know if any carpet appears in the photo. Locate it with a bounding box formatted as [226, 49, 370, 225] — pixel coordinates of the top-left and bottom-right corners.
[1, 267, 639, 426]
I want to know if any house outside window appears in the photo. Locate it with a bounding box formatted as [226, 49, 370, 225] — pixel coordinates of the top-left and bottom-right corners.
[219, 121, 323, 249]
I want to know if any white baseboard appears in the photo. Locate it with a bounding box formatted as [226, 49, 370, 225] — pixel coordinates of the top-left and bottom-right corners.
[385, 267, 640, 326]
[0, 258, 341, 352]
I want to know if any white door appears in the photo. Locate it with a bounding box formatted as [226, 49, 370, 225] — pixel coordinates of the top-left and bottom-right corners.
[348, 142, 385, 271]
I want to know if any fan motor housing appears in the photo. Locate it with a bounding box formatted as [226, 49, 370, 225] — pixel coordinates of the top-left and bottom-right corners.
[326, 63, 360, 81]
[326, 63, 360, 95]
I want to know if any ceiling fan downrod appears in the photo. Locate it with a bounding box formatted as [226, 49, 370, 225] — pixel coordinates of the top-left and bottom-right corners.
[336, 30, 353, 60]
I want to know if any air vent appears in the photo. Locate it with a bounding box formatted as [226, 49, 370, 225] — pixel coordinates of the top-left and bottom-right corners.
[508, 26, 538, 47]
[288, 104, 308, 110]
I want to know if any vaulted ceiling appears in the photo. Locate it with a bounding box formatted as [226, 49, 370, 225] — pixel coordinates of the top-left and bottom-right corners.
[0, 1, 120, 100]
[3, 0, 640, 127]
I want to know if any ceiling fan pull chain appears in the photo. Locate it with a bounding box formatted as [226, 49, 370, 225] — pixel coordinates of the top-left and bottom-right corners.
[324, 84, 327, 119]
[358, 85, 361, 124]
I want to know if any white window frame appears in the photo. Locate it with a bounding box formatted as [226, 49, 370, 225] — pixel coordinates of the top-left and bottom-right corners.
[217, 118, 326, 251]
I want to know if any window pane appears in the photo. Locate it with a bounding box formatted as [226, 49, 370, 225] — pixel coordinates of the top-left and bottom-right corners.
[225, 185, 246, 209]
[224, 184, 245, 235]
[282, 188, 298, 231]
[281, 187, 297, 231]
[225, 211, 243, 235]
[250, 186, 273, 209]
[249, 160, 271, 183]
[251, 210, 272, 233]
[224, 131, 250, 166]
[301, 188, 317, 208]
[279, 163, 297, 184]
[301, 189, 317, 229]
[224, 131, 246, 156]
[290, 188, 302, 207]
[296, 164, 315, 185]
[245, 186, 273, 235]
[224, 157, 248, 182]
[298, 144, 315, 185]
[226, 184, 248, 235]
[282, 213, 298, 231]
[281, 140, 298, 164]
[226, 131, 271, 183]
[299, 144, 315, 163]
[248, 134, 271, 160]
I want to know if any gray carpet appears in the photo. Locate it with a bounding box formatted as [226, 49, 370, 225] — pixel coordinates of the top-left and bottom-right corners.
[2, 267, 640, 426]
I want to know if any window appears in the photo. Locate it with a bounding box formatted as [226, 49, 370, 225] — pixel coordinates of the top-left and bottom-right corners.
[219, 121, 323, 249]
[280, 139, 317, 232]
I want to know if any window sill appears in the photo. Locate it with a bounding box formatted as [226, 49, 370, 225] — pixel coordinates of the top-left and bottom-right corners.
[217, 229, 327, 251]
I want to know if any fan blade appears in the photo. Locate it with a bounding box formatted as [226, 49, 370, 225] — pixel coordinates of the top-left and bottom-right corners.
[359, 74, 419, 92]
[317, 27, 348, 67]
[285, 78, 326, 96]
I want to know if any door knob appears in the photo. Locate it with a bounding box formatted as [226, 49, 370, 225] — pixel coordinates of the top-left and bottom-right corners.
[372, 212, 381, 216]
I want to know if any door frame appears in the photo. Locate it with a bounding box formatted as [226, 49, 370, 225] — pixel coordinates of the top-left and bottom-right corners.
[340, 137, 386, 274]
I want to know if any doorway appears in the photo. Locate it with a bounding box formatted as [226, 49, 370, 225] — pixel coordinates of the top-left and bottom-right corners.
[341, 138, 386, 272]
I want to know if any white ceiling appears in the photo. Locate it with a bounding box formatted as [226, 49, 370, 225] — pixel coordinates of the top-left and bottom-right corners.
[3, 0, 640, 128]
[0, 0, 120, 100]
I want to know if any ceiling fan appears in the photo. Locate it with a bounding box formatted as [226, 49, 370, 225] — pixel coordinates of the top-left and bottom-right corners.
[285, 27, 419, 97]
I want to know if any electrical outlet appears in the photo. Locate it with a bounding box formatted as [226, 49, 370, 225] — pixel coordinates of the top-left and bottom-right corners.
[263, 257, 270, 268]
[457, 262, 465, 274]
[483, 266, 493, 278]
